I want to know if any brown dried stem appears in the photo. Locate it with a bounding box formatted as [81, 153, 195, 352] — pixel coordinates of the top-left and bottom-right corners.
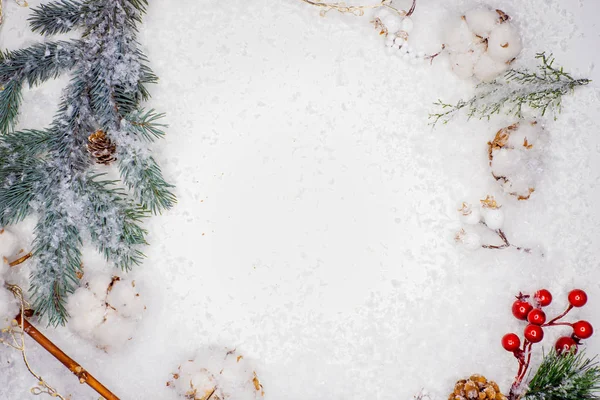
[481, 228, 532, 253]
[298, 0, 416, 17]
[14, 313, 120, 400]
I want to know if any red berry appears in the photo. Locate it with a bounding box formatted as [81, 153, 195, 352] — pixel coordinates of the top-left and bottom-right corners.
[527, 309, 546, 325]
[555, 336, 578, 354]
[524, 324, 544, 343]
[534, 289, 552, 307]
[512, 300, 534, 320]
[501, 333, 521, 351]
[573, 320, 594, 339]
[568, 289, 588, 307]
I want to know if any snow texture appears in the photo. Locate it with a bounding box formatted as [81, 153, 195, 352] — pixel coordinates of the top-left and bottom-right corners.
[1, 0, 600, 399]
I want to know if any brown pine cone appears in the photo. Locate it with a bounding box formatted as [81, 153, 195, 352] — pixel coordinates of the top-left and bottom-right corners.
[87, 130, 116, 165]
[449, 374, 507, 400]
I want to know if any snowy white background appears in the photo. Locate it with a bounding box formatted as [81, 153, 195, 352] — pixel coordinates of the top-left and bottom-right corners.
[1, 0, 600, 399]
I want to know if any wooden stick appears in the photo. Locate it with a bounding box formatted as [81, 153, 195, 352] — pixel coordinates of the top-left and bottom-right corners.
[14, 313, 119, 400]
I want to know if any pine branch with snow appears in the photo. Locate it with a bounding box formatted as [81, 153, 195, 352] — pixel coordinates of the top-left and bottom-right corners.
[429, 53, 590, 126]
[522, 350, 600, 400]
[0, 0, 175, 325]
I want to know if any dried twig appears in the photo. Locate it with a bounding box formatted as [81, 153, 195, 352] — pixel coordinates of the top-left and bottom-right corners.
[2, 283, 119, 400]
[298, 0, 415, 17]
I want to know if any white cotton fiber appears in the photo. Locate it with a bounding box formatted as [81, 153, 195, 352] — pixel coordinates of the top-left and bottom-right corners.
[491, 148, 520, 176]
[474, 53, 508, 82]
[449, 51, 480, 79]
[94, 309, 135, 349]
[66, 288, 105, 337]
[487, 24, 522, 63]
[446, 18, 479, 53]
[0, 229, 19, 257]
[464, 8, 499, 38]
[482, 208, 505, 230]
[86, 274, 113, 298]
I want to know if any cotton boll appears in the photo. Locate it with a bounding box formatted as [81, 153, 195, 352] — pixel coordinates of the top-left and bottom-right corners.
[220, 354, 263, 400]
[66, 288, 105, 337]
[461, 232, 482, 250]
[490, 148, 521, 177]
[459, 207, 481, 225]
[86, 274, 113, 298]
[473, 53, 508, 82]
[382, 15, 402, 34]
[446, 18, 479, 53]
[106, 280, 137, 310]
[464, 8, 499, 38]
[487, 24, 522, 63]
[175, 362, 221, 400]
[483, 209, 505, 230]
[449, 51, 480, 79]
[0, 229, 19, 257]
[507, 122, 541, 147]
[400, 17, 414, 33]
[94, 309, 135, 350]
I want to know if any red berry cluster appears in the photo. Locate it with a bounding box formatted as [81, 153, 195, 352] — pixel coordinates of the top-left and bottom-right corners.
[501, 289, 593, 397]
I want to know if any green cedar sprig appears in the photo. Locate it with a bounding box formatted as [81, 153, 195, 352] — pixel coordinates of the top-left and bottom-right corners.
[429, 52, 590, 126]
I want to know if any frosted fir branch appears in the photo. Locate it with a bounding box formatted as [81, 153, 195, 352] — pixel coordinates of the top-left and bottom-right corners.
[0, 79, 22, 135]
[521, 350, 600, 400]
[123, 108, 166, 141]
[83, 176, 148, 269]
[117, 144, 176, 214]
[28, 0, 83, 35]
[429, 53, 591, 126]
[30, 206, 83, 326]
[0, 41, 78, 134]
[0, 0, 174, 324]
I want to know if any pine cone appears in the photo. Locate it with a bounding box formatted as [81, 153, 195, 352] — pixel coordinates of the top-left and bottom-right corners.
[449, 375, 507, 400]
[87, 130, 116, 165]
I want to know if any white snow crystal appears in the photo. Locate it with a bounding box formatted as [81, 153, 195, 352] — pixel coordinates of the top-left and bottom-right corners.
[464, 8, 499, 38]
[460, 231, 482, 251]
[473, 53, 508, 82]
[487, 24, 522, 63]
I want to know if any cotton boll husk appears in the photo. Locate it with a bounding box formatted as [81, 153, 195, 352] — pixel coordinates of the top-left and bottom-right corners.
[487, 24, 522, 63]
[93, 309, 135, 350]
[490, 148, 521, 177]
[473, 53, 508, 82]
[464, 8, 499, 38]
[483, 208, 505, 230]
[446, 18, 479, 53]
[66, 288, 105, 336]
[449, 51, 480, 79]
[86, 274, 113, 298]
[0, 229, 20, 257]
